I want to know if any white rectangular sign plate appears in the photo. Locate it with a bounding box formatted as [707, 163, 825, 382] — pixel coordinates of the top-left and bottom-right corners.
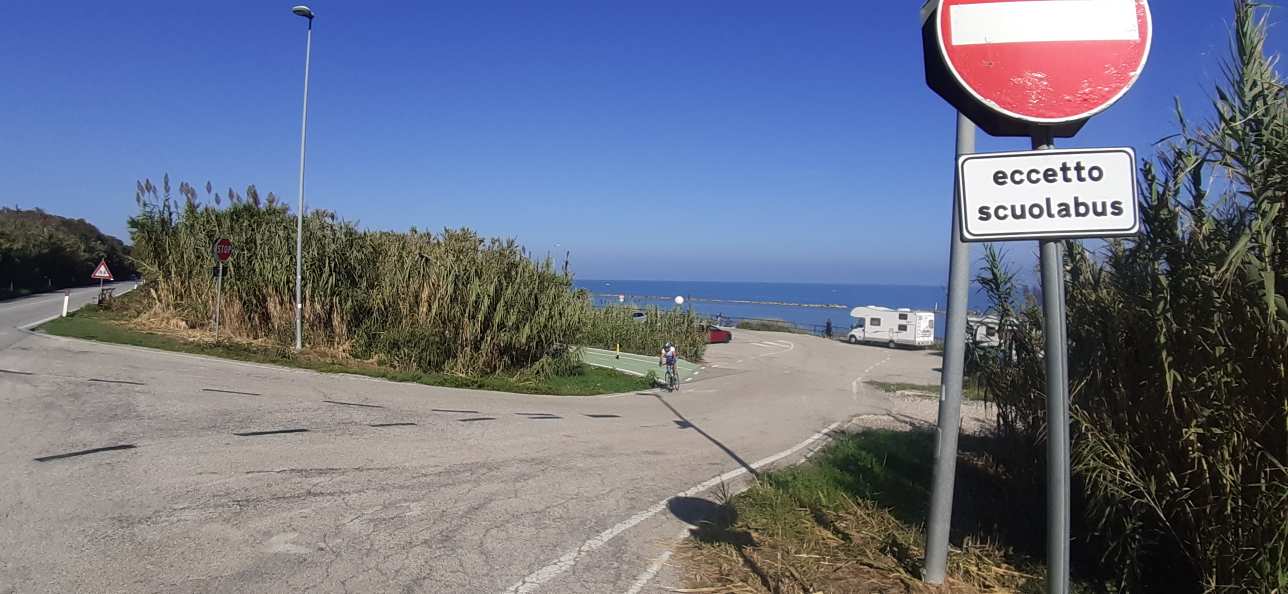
[958, 147, 1139, 242]
[948, 0, 1140, 46]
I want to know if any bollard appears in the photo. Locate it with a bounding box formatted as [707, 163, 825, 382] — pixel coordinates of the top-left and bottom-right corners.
[62, 291, 69, 317]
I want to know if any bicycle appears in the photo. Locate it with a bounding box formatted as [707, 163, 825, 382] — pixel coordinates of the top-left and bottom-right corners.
[664, 363, 678, 392]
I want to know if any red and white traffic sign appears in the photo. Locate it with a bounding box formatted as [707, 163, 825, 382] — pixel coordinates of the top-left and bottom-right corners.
[91, 260, 114, 281]
[214, 238, 234, 262]
[935, 0, 1152, 124]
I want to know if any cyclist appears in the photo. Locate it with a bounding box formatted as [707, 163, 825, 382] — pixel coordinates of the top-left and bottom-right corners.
[659, 341, 678, 390]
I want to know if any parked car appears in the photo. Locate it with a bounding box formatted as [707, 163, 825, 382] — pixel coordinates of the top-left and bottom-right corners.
[705, 324, 733, 344]
[631, 311, 647, 322]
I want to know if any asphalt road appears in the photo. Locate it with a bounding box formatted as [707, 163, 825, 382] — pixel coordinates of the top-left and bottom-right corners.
[0, 283, 135, 349]
[0, 305, 952, 594]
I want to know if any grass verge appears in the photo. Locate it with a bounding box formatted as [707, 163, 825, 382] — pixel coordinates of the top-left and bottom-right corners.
[866, 379, 988, 402]
[677, 429, 1096, 593]
[40, 294, 650, 396]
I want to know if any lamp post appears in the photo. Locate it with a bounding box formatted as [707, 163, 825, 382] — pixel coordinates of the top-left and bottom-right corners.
[291, 5, 314, 350]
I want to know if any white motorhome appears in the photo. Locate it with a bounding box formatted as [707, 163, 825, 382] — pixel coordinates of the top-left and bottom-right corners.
[847, 306, 935, 348]
[967, 314, 1002, 347]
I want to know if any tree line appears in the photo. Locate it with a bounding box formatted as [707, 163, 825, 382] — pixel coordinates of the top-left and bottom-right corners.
[0, 207, 136, 299]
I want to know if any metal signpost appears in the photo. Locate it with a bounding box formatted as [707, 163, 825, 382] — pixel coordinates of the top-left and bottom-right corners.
[920, 1, 1152, 592]
[213, 239, 233, 338]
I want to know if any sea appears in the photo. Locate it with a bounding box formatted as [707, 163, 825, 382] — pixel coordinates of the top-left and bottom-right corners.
[575, 279, 992, 339]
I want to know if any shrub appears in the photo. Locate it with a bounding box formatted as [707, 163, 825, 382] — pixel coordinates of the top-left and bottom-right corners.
[971, 4, 1287, 590]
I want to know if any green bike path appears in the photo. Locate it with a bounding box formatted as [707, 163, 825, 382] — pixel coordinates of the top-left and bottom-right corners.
[581, 347, 700, 383]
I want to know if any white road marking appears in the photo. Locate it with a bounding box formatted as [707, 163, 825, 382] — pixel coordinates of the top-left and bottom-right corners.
[949, 0, 1139, 46]
[753, 341, 795, 359]
[622, 527, 689, 594]
[751, 342, 775, 349]
[18, 314, 62, 331]
[622, 550, 672, 594]
[850, 354, 892, 395]
[503, 421, 843, 594]
[605, 351, 660, 364]
[583, 362, 647, 377]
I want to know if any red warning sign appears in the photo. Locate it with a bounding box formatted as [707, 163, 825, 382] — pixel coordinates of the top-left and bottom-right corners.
[91, 260, 114, 281]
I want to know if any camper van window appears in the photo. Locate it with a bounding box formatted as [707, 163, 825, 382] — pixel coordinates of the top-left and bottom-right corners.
[898, 313, 908, 321]
[898, 324, 908, 332]
[854, 318, 865, 328]
[987, 326, 997, 337]
[870, 318, 881, 327]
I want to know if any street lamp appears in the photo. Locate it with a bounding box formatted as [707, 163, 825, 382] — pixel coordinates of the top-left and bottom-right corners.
[292, 5, 313, 350]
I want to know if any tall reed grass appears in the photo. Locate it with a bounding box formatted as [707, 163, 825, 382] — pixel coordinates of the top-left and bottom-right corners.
[969, 3, 1286, 590]
[127, 178, 703, 376]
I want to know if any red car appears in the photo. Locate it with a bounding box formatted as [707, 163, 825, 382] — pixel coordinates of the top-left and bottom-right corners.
[705, 325, 733, 344]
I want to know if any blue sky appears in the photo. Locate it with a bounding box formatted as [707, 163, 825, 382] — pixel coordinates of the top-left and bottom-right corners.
[1, 1, 1282, 284]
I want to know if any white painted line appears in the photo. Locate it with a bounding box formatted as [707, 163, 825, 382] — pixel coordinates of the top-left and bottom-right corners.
[751, 342, 774, 349]
[18, 314, 61, 331]
[622, 547, 674, 594]
[583, 362, 646, 377]
[949, 0, 1139, 46]
[503, 421, 843, 594]
[588, 350, 656, 364]
[753, 341, 796, 359]
[767, 340, 794, 348]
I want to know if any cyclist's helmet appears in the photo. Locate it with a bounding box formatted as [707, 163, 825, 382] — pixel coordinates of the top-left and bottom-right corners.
[664, 341, 673, 348]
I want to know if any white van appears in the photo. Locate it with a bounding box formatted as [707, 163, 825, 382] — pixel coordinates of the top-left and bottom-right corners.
[847, 306, 935, 348]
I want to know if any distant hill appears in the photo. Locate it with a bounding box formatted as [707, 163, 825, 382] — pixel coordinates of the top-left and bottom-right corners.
[0, 208, 135, 298]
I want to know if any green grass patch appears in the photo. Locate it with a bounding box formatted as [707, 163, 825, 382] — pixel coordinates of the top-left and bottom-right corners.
[680, 430, 1097, 593]
[41, 299, 649, 396]
[734, 319, 810, 334]
[865, 379, 988, 401]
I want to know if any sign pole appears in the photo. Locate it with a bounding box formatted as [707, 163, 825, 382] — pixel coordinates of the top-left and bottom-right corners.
[923, 111, 975, 584]
[1032, 127, 1070, 594]
[215, 261, 224, 338]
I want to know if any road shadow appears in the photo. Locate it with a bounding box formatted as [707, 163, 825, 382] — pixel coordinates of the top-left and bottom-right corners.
[669, 496, 768, 588]
[652, 394, 757, 477]
[669, 496, 755, 547]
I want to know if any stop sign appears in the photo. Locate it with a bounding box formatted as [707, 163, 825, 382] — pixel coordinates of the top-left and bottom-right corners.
[924, 0, 1152, 136]
[214, 238, 233, 262]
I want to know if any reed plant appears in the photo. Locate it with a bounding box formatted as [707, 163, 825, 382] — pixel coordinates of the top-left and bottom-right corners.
[969, 3, 1286, 590]
[579, 305, 706, 361]
[126, 178, 700, 377]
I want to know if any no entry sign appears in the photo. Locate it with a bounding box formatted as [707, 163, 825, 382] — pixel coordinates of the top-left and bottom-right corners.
[924, 0, 1152, 136]
[214, 238, 234, 262]
[958, 148, 1139, 241]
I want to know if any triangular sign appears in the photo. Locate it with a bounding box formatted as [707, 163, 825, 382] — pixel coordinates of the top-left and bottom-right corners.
[91, 260, 114, 281]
